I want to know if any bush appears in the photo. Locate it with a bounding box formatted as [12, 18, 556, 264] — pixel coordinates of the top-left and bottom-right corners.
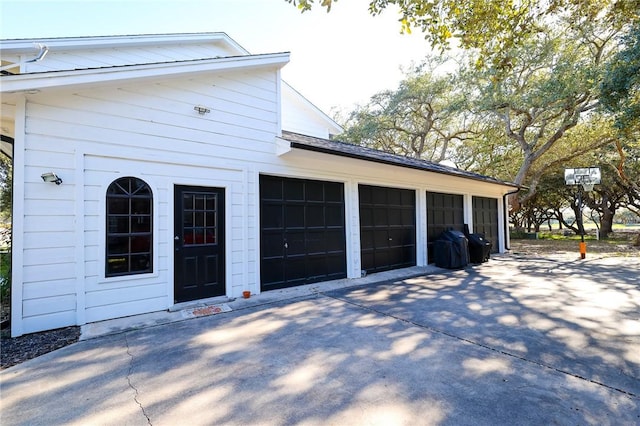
[0, 250, 9, 309]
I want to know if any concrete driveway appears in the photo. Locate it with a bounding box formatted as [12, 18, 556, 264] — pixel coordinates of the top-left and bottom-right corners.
[1, 254, 639, 425]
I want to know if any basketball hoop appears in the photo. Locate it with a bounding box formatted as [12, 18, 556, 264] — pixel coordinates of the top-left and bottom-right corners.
[564, 167, 601, 187]
[582, 182, 594, 192]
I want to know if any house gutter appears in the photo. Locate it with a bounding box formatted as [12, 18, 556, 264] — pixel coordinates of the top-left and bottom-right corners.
[0, 43, 49, 72]
[503, 187, 523, 250]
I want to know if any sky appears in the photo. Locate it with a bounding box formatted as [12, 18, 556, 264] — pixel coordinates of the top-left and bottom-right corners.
[0, 0, 435, 117]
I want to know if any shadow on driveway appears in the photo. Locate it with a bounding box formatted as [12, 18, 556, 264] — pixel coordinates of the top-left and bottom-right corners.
[1, 255, 639, 425]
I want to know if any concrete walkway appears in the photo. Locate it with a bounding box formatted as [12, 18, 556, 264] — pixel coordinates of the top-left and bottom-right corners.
[1, 254, 639, 425]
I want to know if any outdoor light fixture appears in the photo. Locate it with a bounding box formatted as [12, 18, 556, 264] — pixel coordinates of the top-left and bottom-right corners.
[41, 172, 63, 185]
[193, 105, 211, 115]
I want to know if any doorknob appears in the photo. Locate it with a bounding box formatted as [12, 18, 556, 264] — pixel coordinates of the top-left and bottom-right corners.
[284, 242, 289, 249]
[174, 236, 180, 241]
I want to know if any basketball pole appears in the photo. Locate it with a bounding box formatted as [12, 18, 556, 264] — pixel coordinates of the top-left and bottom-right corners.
[578, 185, 586, 259]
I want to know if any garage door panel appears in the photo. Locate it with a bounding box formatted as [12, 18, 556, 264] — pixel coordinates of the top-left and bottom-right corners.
[262, 258, 285, 285]
[306, 181, 324, 201]
[260, 175, 347, 291]
[374, 251, 390, 268]
[285, 205, 305, 228]
[261, 178, 282, 200]
[374, 229, 390, 247]
[360, 208, 374, 227]
[306, 205, 325, 227]
[262, 231, 285, 257]
[262, 204, 283, 229]
[325, 184, 343, 202]
[325, 229, 346, 252]
[359, 185, 416, 274]
[374, 209, 388, 225]
[427, 191, 464, 263]
[473, 196, 499, 253]
[284, 180, 304, 200]
[361, 230, 374, 250]
[286, 231, 306, 255]
[326, 205, 344, 226]
[389, 228, 414, 245]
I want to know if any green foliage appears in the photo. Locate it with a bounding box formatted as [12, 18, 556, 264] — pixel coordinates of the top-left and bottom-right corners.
[0, 249, 9, 307]
[600, 21, 640, 130]
[0, 155, 11, 222]
[339, 59, 471, 162]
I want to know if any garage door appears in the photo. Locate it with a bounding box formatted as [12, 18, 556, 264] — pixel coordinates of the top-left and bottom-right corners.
[472, 196, 499, 253]
[260, 175, 347, 291]
[426, 191, 464, 263]
[359, 184, 416, 274]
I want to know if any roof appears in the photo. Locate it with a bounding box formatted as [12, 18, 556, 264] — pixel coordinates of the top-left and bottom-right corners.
[280, 131, 519, 189]
[0, 32, 248, 55]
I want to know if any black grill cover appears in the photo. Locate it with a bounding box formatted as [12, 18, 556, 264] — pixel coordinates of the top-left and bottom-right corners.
[463, 225, 491, 263]
[434, 230, 469, 269]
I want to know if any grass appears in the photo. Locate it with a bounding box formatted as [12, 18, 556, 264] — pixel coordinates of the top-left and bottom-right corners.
[510, 229, 639, 257]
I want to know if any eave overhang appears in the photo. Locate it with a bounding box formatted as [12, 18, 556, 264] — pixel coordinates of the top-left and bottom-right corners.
[0, 52, 290, 93]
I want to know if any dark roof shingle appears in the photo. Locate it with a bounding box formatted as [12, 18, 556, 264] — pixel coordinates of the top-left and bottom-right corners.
[280, 131, 519, 189]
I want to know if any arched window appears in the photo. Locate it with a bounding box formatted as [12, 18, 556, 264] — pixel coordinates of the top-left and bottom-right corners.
[106, 177, 153, 277]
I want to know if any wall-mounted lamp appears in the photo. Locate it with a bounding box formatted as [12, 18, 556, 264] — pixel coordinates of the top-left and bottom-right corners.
[41, 172, 63, 185]
[193, 105, 211, 115]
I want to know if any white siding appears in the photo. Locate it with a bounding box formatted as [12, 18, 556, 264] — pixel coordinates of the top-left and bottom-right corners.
[17, 67, 279, 333]
[281, 83, 342, 139]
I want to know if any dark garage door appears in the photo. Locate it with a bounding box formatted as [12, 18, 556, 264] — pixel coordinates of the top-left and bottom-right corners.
[426, 191, 464, 263]
[473, 196, 499, 253]
[359, 184, 416, 274]
[260, 175, 347, 291]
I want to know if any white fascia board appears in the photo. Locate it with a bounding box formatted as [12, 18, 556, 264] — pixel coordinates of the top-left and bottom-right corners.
[275, 136, 292, 156]
[0, 32, 249, 55]
[0, 52, 290, 93]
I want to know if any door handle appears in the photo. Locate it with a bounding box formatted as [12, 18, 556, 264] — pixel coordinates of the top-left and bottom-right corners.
[284, 242, 289, 249]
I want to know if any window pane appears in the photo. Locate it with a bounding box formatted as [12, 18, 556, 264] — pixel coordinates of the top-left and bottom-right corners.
[108, 236, 129, 254]
[131, 198, 151, 214]
[195, 211, 205, 227]
[195, 195, 205, 210]
[106, 177, 153, 277]
[107, 255, 129, 275]
[206, 212, 216, 227]
[131, 235, 151, 253]
[108, 216, 129, 233]
[130, 254, 151, 272]
[183, 194, 194, 210]
[132, 179, 151, 196]
[205, 194, 217, 211]
[108, 198, 129, 214]
[131, 216, 151, 232]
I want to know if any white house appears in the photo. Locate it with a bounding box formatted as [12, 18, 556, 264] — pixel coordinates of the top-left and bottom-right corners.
[1, 33, 518, 337]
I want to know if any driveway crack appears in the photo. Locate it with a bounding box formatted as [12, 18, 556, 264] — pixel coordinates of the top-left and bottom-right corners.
[124, 333, 152, 425]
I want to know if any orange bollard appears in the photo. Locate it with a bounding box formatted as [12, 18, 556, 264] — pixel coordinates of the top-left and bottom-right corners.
[579, 242, 586, 259]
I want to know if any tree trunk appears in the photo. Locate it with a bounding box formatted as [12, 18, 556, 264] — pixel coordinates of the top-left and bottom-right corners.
[600, 208, 614, 238]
